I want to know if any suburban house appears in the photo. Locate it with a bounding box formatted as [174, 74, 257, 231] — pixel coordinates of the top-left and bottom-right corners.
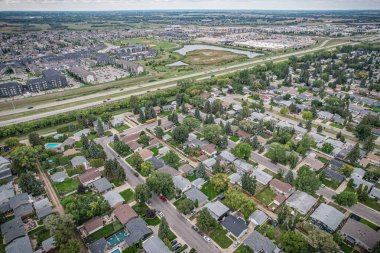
[88, 238, 107, 253]
[243, 231, 280, 253]
[103, 190, 124, 208]
[286, 190, 317, 215]
[201, 143, 217, 156]
[221, 215, 248, 238]
[204, 201, 229, 221]
[33, 198, 52, 220]
[124, 218, 152, 247]
[310, 203, 344, 233]
[81, 217, 104, 236]
[70, 66, 96, 83]
[269, 179, 294, 197]
[9, 193, 34, 218]
[0, 156, 12, 182]
[0, 182, 15, 214]
[340, 218, 380, 252]
[252, 170, 272, 185]
[184, 188, 208, 207]
[142, 236, 171, 253]
[249, 210, 268, 227]
[78, 169, 101, 186]
[91, 178, 113, 193]
[172, 175, 192, 192]
[71, 156, 90, 169]
[138, 149, 154, 161]
[114, 204, 138, 225]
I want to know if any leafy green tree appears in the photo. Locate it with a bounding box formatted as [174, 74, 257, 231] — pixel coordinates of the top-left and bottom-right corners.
[113, 141, 131, 157]
[44, 214, 75, 245]
[100, 112, 112, 123]
[202, 124, 222, 145]
[154, 127, 164, 138]
[321, 143, 334, 154]
[288, 151, 299, 169]
[197, 208, 218, 232]
[251, 135, 260, 150]
[96, 121, 104, 136]
[58, 239, 81, 253]
[140, 162, 154, 176]
[363, 136, 375, 152]
[285, 171, 294, 185]
[346, 143, 360, 164]
[104, 159, 125, 181]
[211, 173, 229, 192]
[146, 172, 175, 199]
[282, 231, 307, 253]
[297, 134, 315, 155]
[172, 126, 189, 143]
[10, 146, 38, 174]
[158, 217, 171, 240]
[138, 134, 150, 147]
[219, 135, 228, 149]
[195, 164, 207, 180]
[317, 125, 323, 133]
[340, 164, 353, 177]
[28, 132, 43, 147]
[302, 111, 314, 121]
[355, 123, 373, 141]
[241, 173, 256, 195]
[232, 143, 252, 160]
[177, 198, 195, 215]
[4, 137, 20, 148]
[294, 166, 321, 194]
[135, 183, 152, 204]
[224, 188, 256, 219]
[19, 172, 44, 196]
[129, 153, 143, 169]
[224, 122, 232, 135]
[267, 142, 287, 164]
[309, 228, 340, 253]
[162, 150, 181, 168]
[182, 116, 201, 131]
[333, 191, 357, 207]
[81, 134, 89, 150]
[373, 240, 380, 253]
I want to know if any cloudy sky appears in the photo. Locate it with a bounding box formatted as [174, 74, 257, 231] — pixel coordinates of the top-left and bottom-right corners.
[1, 0, 380, 11]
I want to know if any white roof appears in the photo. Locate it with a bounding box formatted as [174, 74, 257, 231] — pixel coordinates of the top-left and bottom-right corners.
[251, 170, 272, 185]
[205, 201, 229, 218]
[202, 158, 216, 168]
[192, 178, 206, 188]
[228, 173, 242, 185]
[249, 210, 268, 226]
[310, 203, 344, 231]
[286, 190, 317, 215]
[103, 190, 124, 208]
[173, 175, 191, 191]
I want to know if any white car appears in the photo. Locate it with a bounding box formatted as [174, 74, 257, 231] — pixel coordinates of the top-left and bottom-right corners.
[233, 241, 240, 248]
[203, 236, 211, 242]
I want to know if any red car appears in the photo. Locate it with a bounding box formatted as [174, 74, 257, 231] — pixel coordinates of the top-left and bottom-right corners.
[159, 195, 166, 202]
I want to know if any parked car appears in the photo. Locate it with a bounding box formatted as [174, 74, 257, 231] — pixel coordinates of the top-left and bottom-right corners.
[159, 195, 166, 202]
[146, 200, 151, 206]
[192, 225, 198, 231]
[173, 243, 182, 251]
[171, 240, 177, 246]
[233, 241, 240, 248]
[134, 172, 139, 177]
[27, 107, 34, 109]
[203, 236, 211, 242]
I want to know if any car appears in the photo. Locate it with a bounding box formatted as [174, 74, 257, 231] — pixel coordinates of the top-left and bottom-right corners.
[173, 243, 182, 251]
[171, 240, 177, 246]
[159, 195, 166, 202]
[134, 172, 139, 177]
[175, 194, 182, 199]
[27, 107, 34, 109]
[108, 134, 113, 137]
[103, 100, 107, 103]
[124, 177, 128, 182]
[146, 200, 151, 206]
[203, 236, 211, 242]
[192, 225, 198, 231]
[107, 98, 111, 100]
[233, 241, 240, 248]
[120, 88, 124, 91]
[321, 184, 325, 188]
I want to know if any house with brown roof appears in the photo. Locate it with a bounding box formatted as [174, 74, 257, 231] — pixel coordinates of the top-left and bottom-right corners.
[269, 179, 294, 197]
[236, 130, 252, 140]
[341, 218, 380, 252]
[201, 143, 217, 156]
[121, 132, 140, 143]
[127, 141, 142, 151]
[367, 152, 380, 166]
[113, 204, 138, 225]
[153, 106, 161, 115]
[78, 169, 101, 186]
[138, 149, 154, 161]
[303, 156, 324, 171]
[81, 217, 103, 236]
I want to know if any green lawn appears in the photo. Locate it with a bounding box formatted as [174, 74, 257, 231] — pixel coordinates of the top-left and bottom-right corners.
[330, 123, 344, 129]
[360, 218, 378, 230]
[208, 226, 233, 249]
[173, 195, 187, 208]
[360, 198, 380, 212]
[145, 217, 161, 226]
[114, 124, 130, 132]
[256, 188, 276, 206]
[86, 221, 124, 243]
[150, 147, 160, 156]
[201, 182, 220, 200]
[340, 242, 360, 253]
[322, 178, 340, 190]
[132, 203, 150, 217]
[54, 178, 79, 195]
[229, 135, 240, 142]
[317, 156, 329, 164]
[120, 189, 134, 203]
[186, 173, 198, 182]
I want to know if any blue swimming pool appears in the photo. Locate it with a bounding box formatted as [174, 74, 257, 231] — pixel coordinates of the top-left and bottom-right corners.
[111, 249, 122, 253]
[46, 143, 61, 148]
[106, 230, 128, 248]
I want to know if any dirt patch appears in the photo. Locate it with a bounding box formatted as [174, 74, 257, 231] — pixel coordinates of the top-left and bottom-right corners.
[184, 49, 246, 65]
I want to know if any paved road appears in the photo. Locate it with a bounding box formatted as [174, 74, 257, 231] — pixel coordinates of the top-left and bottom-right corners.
[250, 152, 288, 174]
[96, 130, 221, 252]
[318, 187, 380, 226]
[0, 39, 365, 127]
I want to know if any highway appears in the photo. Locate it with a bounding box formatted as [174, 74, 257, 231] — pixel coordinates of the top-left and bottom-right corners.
[95, 127, 221, 253]
[0, 38, 366, 127]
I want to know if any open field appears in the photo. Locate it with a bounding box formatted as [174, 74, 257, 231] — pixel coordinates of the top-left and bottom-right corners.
[184, 49, 247, 65]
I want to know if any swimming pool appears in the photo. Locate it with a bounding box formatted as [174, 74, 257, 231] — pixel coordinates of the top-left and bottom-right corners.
[106, 230, 129, 248]
[46, 143, 61, 148]
[111, 249, 122, 253]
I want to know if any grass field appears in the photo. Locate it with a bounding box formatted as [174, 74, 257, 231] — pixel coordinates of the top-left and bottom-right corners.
[209, 226, 233, 249]
[86, 221, 124, 243]
[114, 124, 130, 132]
[330, 123, 344, 129]
[229, 135, 240, 142]
[120, 189, 134, 203]
[256, 188, 276, 205]
[183, 49, 246, 65]
[54, 178, 79, 195]
[201, 181, 220, 200]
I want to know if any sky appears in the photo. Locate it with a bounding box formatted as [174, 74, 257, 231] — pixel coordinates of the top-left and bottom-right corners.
[1, 0, 380, 11]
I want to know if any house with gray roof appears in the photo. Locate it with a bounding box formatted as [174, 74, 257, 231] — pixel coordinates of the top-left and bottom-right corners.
[184, 188, 208, 207]
[147, 157, 165, 169]
[350, 168, 373, 190]
[88, 238, 107, 253]
[103, 190, 123, 208]
[205, 201, 229, 220]
[191, 178, 206, 189]
[33, 198, 52, 220]
[0, 182, 15, 214]
[310, 203, 344, 233]
[202, 158, 216, 171]
[71, 156, 90, 169]
[73, 128, 90, 139]
[9, 193, 34, 218]
[228, 173, 242, 185]
[5, 236, 33, 253]
[219, 150, 236, 163]
[124, 218, 152, 246]
[234, 159, 254, 173]
[369, 187, 380, 199]
[0, 156, 12, 182]
[143, 236, 171, 253]
[252, 170, 272, 185]
[324, 169, 345, 183]
[0, 217, 26, 244]
[318, 111, 334, 120]
[221, 215, 248, 238]
[50, 171, 68, 183]
[92, 178, 113, 193]
[42, 237, 56, 252]
[286, 190, 317, 215]
[173, 175, 191, 192]
[244, 231, 280, 253]
[249, 210, 268, 226]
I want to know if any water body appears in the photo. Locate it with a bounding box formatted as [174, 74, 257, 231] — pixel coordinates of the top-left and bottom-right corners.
[166, 61, 189, 67]
[174, 44, 262, 58]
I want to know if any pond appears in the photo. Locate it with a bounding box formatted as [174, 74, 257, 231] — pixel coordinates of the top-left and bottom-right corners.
[174, 44, 262, 58]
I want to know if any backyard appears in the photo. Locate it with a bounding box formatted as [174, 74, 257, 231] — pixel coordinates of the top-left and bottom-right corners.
[255, 188, 276, 206]
[208, 225, 233, 249]
[114, 124, 130, 132]
[120, 189, 134, 203]
[86, 221, 124, 243]
[201, 181, 220, 200]
[54, 178, 80, 195]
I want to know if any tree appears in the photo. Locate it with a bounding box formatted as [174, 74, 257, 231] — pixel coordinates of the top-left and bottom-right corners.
[309, 228, 340, 253]
[158, 217, 171, 240]
[129, 153, 143, 169]
[44, 214, 75, 245]
[140, 162, 154, 176]
[373, 241, 380, 253]
[333, 191, 357, 207]
[197, 208, 218, 232]
[294, 166, 321, 194]
[317, 125, 323, 133]
[321, 143, 334, 154]
[113, 141, 131, 157]
[340, 164, 353, 177]
[10, 146, 38, 174]
[138, 134, 150, 147]
[202, 124, 222, 144]
[346, 143, 360, 164]
[232, 143, 252, 160]
[285, 171, 294, 185]
[169, 112, 179, 125]
[154, 127, 164, 138]
[224, 187, 256, 218]
[355, 123, 373, 141]
[204, 100, 211, 114]
[177, 198, 195, 215]
[196, 164, 207, 179]
[28, 132, 43, 147]
[288, 151, 299, 169]
[172, 126, 189, 143]
[282, 231, 307, 253]
[241, 173, 256, 195]
[58, 239, 81, 253]
[224, 122, 232, 135]
[163, 238, 173, 251]
[266, 142, 287, 164]
[297, 134, 315, 155]
[251, 135, 260, 150]
[4, 137, 20, 148]
[211, 173, 229, 192]
[280, 107, 289, 115]
[19, 172, 44, 196]
[182, 116, 201, 131]
[219, 135, 228, 149]
[363, 136, 375, 152]
[146, 172, 175, 199]
[162, 150, 181, 169]
[96, 121, 104, 136]
[194, 107, 201, 121]
[81, 134, 89, 150]
[302, 111, 313, 121]
[135, 183, 152, 204]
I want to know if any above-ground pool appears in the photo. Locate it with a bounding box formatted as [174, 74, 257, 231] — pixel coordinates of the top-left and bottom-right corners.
[106, 230, 128, 248]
